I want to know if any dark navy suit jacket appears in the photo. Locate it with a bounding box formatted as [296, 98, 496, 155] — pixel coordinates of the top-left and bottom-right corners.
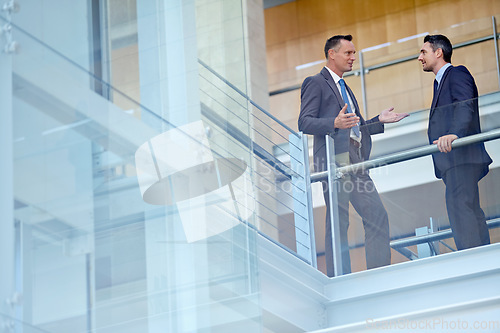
[428, 65, 492, 179]
[298, 67, 383, 172]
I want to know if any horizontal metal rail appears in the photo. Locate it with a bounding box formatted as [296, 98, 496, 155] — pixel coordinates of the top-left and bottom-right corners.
[310, 127, 500, 183]
[367, 35, 496, 72]
[269, 32, 500, 96]
[200, 103, 296, 179]
[390, 218, 500, 249]
[198, 59, 300, 137]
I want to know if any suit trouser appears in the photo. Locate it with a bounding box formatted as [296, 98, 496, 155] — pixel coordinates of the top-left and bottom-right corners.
[322, 171, 391, 277]
[441, 164, 490, 250]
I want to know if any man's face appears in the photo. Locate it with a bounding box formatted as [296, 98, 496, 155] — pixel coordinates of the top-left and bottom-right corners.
[331, 39, 356, 74]
[418, 42, 438, 73]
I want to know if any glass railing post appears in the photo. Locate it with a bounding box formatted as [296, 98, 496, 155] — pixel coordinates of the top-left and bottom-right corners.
[359, 50, 368, 119]
[429, 217, 440, 255]
[290, 132, 317, 267]
[415, 226, 432, 258]
[326, 135, 344, 276]
[0, 44, 16, 325]
[492, 16, 500, 89]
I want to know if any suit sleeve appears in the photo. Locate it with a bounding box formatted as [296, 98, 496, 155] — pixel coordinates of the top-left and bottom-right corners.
[363, 115, 384, 135]
[448, 68, 475, 138]
[298, 76, 337, 136]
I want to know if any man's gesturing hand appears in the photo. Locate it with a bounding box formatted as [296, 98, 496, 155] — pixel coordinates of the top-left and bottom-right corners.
[379, 107, 410, 123]
[334, 104, 360, 129]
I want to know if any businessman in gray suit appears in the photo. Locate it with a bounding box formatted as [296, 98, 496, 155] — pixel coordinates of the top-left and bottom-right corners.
[298, 35, 408, 276]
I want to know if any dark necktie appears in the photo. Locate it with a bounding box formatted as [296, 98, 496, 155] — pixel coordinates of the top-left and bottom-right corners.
[434, 79, 438, 94]
[339, 79, 360, 137]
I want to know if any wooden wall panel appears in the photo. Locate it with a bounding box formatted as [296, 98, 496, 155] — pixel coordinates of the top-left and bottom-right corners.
[363, 60, 432, 119]
[296, 0, 332, 37]
[271, 39, 302, 75]
[264, 1, 299, 45]
[453, 42, 499, 96]
[385, 10, 418, 43]
[299, 32, 328, 65]
[269, 89, 301, 143]
[355, 16, 390, 50]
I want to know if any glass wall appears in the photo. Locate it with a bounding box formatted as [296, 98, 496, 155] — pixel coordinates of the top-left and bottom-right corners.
[0, 0, 274, 332]
[1, 1, 500, 331]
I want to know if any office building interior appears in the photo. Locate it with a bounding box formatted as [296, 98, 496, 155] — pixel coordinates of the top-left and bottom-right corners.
[0, 0, 499, 332]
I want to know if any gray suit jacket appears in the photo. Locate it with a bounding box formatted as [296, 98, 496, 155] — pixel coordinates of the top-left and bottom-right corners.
[298, 67, 384, 172]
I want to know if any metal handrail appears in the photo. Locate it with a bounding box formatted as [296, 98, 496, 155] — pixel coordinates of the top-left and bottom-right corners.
[315, 126, 500, 275]
[198, 59, 300, 137]
[200, 103, 296, 179]
[493, 16, 500, 88]
[310, 127, 500, 183]
[390, 218, 500, 249]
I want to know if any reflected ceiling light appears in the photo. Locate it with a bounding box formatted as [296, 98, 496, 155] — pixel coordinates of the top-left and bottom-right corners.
[361, 42, 391, 53]
[295, 59, 325, 71]
[42, 119, 92, 136]
[397, 32, 429, 43]
[135, 120, 254, 242]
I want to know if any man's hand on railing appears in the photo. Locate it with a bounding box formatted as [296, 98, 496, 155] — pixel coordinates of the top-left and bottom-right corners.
[378, 107, 410, 123]
[434, 134, 459, 153]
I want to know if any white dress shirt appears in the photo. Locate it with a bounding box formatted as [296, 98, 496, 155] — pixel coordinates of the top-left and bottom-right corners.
[325, 66, 362, 142]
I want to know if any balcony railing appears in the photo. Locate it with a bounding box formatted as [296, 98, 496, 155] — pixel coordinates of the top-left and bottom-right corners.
[311, 124, 500, 276]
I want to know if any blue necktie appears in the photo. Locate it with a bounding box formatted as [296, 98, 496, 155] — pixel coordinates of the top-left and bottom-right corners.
[339, 79, 360, 137]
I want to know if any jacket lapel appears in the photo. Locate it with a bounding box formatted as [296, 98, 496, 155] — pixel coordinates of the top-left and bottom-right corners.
[321, 68, 344, 109]
[430, 65, 453, 117]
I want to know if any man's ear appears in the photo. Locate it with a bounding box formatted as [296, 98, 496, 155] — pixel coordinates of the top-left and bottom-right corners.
[435, 47, 443, 59]
[328, 48, 335, 60]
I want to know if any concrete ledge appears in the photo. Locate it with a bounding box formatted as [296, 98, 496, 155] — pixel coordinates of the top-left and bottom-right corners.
[257, 236, 500, 332]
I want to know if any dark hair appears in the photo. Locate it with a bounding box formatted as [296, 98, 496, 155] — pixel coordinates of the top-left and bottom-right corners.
[324, 35, 353, 58]
[424, 34, 452, 63]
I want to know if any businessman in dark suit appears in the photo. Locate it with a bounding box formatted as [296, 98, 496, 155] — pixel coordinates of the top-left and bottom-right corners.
[418, 34, 492, 250]
[298, 35, 408, 276]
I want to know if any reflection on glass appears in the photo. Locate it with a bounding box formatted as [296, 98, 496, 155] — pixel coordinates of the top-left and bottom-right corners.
[6, 0, 267, 331]
[135, 120, 254, 242]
